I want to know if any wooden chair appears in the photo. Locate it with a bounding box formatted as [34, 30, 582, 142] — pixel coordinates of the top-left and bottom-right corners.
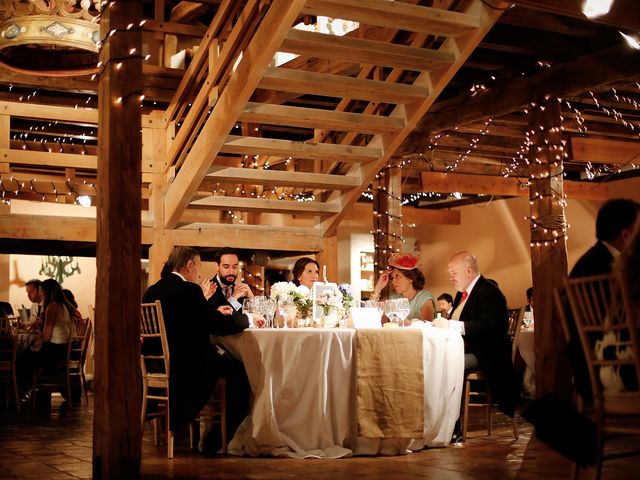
[140, 301, 175, 458]
[462, 307, 522, 442]
[33, 316, 91, 407]
[0, 318, 19, 411]
[564, 273, 640, 480]
[196, 378, 228, 454]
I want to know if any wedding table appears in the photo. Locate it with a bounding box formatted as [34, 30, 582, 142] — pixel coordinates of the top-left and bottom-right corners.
[217, 324, 464, 458]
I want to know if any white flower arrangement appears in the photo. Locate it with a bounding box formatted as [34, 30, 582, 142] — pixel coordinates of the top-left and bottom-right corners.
[316, 288, 344, 314]
[270, 281, 313, 318]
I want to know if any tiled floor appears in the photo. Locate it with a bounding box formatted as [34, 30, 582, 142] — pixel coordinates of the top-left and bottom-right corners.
[0, 395, 638, 479]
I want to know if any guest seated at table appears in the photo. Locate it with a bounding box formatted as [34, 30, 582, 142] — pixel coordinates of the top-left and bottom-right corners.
[143, 246, 263, 447]
[63, 289, 82, 320]
[209, 247, 254, 314]
[616, 218, 640, 321]
[24, 279, 43, 329]
[437, 293, 453, 319]
[17, 278, 73, 403]
[525, 286, 533, 313]
[435, 251, 516, 441]
[292, 257, 320, 289]
[371, 252, 435, 322]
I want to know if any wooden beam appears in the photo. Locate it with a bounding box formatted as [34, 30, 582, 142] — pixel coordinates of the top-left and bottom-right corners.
[343, 202, 461, 226]
[190, 195, 340, 215]
[420, 171, 609, 200]
[1, 149, 97, 169]
[220, 135, 380, 162]
[170, 1, 210, 22]
[571, 137, 640, 165]
[259, 67, 430, 104]
[94, 4, 143, 477]
[172, 224, 322, 251]
[238, 102, 405, 134]
[402, 44, 640, 153]
[281, 29, 457, 72]
[163, 0, 307, 229]
[206, 166, 361, 190]
[514, 0, 640, 32]
[0, 100, 97, 123]
[302, 0, 481, 37]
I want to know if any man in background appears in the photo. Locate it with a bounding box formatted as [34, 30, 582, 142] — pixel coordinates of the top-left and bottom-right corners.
[436, 293, 453, 318]
[24, 279, 43, 328]
[209, 247, 254, 313]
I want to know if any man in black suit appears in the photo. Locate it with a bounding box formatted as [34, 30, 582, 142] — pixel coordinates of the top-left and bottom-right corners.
[208, 247, 254, 313]
[434, 251, 516, 441]
[570, 198, 639, 278]
[143, 246, 259, 444]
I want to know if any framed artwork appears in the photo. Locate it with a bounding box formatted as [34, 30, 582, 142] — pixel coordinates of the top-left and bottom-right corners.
[311, 281, 340, 323]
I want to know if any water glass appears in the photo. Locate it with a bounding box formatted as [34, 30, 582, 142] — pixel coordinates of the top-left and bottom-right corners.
[394, 297, 410, 327]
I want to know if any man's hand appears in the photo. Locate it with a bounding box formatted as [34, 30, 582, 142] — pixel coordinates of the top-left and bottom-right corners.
[231, 282, 254, 301]
[433, 317, 449, 329]
[200, 278, 217, 300]
[217, 305, 234, 315]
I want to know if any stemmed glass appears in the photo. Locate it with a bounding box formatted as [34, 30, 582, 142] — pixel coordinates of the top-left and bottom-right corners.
[394, 297, 410, 327]
[255, 297, 276, 328]
[384, 299, 398, 326]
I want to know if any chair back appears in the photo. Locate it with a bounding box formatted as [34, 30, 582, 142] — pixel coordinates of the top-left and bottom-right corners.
[140, 301, 170, 379]
[508, 307, 525, 362]
[565, 273, 640, 397]
[70, 317, 92, 367]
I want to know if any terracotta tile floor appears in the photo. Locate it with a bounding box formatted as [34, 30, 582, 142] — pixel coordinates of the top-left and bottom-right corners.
[1, 395, 638, 479]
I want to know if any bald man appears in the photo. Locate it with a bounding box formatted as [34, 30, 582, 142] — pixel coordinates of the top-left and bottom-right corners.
[435, 251, 516, 418]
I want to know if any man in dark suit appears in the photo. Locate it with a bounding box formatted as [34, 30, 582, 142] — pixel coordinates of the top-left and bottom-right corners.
[143, 246, 258, 444]
[434, 251, 516, 441]
[570, 198, 639, 278]
[208, 247, 254, 314]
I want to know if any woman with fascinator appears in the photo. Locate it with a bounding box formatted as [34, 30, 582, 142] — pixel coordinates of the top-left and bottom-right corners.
[371, 253, 436, 322]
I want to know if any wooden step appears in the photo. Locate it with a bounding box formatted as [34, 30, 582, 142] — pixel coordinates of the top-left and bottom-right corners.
[238, 102, 404, 134]
[259, 67, 429, 104]
[281, 29, 457, 72]
[302, 0, 482, 37]
[207, 166, 361, 190]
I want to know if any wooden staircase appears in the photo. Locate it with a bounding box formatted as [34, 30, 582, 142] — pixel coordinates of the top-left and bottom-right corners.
[162, 0, 508, 247]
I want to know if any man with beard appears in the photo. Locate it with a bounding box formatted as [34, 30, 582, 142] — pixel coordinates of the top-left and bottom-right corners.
[208, 247, 254, 313]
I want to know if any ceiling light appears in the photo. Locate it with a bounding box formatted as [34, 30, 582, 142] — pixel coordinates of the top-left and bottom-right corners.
[581, 0, 614, 19]
[452, 192, 463, 200]
[620, 31, 640, 50]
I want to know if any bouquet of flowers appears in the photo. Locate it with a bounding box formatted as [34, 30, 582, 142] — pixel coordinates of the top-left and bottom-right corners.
[270, 281, 313, 318]
[338, 283, 354, 309]
[315, 288, 344, 315]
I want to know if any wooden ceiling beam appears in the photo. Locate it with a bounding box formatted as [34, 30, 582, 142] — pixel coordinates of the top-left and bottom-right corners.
[189, 195, 340, 215]
[420, 171, 609, 200]
[238, 102, 404, 135]
[258, 67, 430, 104]
[220, 135, 380, 162]
[2, 149, 97, 169]
[172, 224, 322, 251]
[281, 29, 457, 72]
[170, 1, 211, 23]
[402, 44, 640, 154]
[302, 0, 481, 37]
[571, 137, 640, 165]
[206, 166, 361, 190]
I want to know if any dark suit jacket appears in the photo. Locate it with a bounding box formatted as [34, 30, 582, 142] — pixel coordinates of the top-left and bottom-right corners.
[451, 275, 516, 416]
[207, 274, 248, 314]
[569, 241, 614, 279]
[143, 273, 249, 430]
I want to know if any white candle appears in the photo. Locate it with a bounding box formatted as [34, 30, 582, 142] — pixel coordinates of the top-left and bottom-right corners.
[323, 265, 327, 282]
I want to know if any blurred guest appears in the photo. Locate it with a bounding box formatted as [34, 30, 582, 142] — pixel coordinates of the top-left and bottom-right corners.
[616, 219, 640, 316]
[209, 247, 254, 314]
[143, 246, 261, 444]
[25, 279, 43, 328]
[292, 257, 320, 289]
[570, 198, 639, 278]
[63, 289, 82, 320]
[372, 253, 435, 321]
[525, 287, 533, 312]
[18, 278, 74, 401]
[437, 293, 453, 318]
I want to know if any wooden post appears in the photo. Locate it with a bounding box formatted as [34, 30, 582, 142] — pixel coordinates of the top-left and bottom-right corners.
[93, 3, 143, 478]
[373, 167, 403, 294]
[527, 99, 571, 398]
[316, 236, 338, 283]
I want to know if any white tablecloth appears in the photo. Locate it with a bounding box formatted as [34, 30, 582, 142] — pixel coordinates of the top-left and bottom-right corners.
[218, 324, 464, 458]
[516, 326, 535, 396]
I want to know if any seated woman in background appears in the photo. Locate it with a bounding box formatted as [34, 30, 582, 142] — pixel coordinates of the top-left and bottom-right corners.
[371, 252, 436, 322]
[63, 289, 82, 320]
[292, 257, 320, 289]
[17, 278, 74, 401]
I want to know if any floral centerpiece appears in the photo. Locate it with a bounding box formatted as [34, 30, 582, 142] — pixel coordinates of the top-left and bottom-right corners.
[270, 281, 313, 321]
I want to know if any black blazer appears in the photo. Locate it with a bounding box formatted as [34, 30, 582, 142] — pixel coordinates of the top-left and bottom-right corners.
[451, 275, 516, 416]
[207, 274, 247, 314]
[569, 241, 614, 278]
[143, 273, 249, 430]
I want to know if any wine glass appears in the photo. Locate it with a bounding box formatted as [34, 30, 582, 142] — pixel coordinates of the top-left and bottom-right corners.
[394, 297, 410, 327]
[384, 299, 398, 326]
[257, 297, 276, 328]
[242, 298, 254, 314]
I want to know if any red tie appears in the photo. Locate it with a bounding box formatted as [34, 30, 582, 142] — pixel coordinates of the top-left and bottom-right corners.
[461, 291, 468, 302]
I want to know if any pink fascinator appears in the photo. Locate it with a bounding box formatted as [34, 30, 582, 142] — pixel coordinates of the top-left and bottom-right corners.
[388, 252, 420, 270]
